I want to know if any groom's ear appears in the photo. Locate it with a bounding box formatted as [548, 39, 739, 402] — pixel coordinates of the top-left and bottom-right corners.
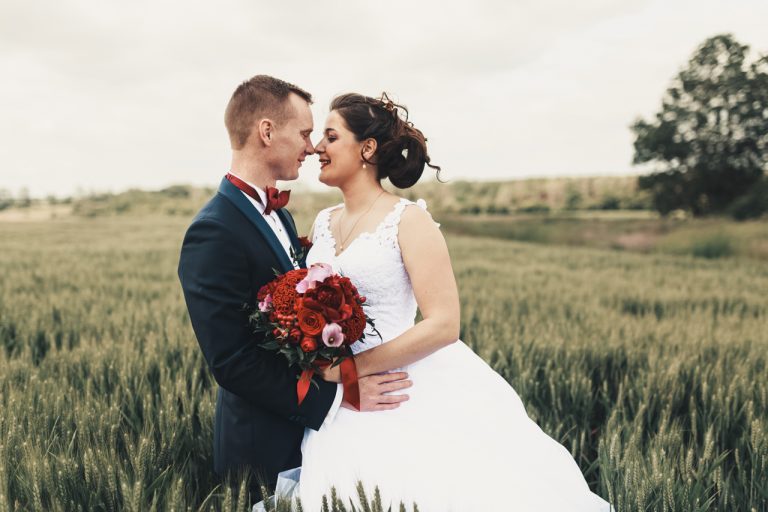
[257, 118, 275, 146]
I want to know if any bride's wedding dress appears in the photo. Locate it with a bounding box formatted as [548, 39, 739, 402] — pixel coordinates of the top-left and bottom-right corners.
[296, 198, 610, 511]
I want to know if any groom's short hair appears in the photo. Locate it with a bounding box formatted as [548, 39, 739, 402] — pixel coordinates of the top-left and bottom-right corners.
[225, 75, 313, 149]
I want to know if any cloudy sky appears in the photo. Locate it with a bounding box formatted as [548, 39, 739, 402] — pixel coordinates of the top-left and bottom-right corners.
[1, 0, 767, 197]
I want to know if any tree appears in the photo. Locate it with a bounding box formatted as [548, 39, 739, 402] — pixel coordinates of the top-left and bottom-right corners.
[0, 189, 12, 211]
[17, 187, 31, 208]
[564, 185, 582, 210]
[632, 34, 768, 216]
[728, 177, 768, 220]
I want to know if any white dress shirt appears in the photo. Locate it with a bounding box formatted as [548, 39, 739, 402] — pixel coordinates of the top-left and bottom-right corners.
[232, 174, 343, 427]
[233, 177, 297, 269]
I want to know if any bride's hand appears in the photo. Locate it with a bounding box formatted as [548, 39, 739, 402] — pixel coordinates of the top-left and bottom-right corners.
[318, 362, 342, 383]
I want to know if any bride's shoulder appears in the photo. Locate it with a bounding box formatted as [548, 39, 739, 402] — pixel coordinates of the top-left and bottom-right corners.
[313, 202, 344, 223]
[395, 197, 446, 260]
[393, 197, 440, 230]
[387, 198, 442, 253]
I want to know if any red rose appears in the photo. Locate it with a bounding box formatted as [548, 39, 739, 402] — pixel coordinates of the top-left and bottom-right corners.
[338, 277, 361, 317]
[300, 336, 317, 352]
[301, 274, 361, 323]
[297, 307, 326, 336]
[298, 236, 313, 250]
[315, 283, 343, 306]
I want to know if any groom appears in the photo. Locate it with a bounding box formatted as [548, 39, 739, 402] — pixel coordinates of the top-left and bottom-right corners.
[178, 75, 411, 498]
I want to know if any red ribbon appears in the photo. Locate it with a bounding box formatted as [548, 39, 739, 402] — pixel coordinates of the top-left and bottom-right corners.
[295, 357, 360, 411]
[297, 358, 331, 406]
[225, 172, 290, 215]
[297, 369, 314, 406]
[340, 357, 360, 411]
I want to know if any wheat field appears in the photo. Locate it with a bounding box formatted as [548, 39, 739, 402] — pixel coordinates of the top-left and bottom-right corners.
[0, 212, 766, 511]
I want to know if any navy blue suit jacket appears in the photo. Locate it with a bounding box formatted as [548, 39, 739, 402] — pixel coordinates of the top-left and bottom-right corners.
[178, 177, 337, 485]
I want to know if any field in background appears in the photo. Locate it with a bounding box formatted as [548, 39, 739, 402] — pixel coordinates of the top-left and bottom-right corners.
[0, 202, 766, 510]
[439, 213, 768, 260]
[3, 177, 764, 261]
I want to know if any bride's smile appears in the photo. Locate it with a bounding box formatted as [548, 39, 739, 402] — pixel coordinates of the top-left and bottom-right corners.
[314, 110, 373, 188]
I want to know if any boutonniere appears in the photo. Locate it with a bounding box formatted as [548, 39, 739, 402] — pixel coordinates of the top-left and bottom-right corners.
[290, 236, 314, 267]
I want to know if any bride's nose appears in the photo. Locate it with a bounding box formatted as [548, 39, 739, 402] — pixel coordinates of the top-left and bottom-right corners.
[314, 140, 326, 153]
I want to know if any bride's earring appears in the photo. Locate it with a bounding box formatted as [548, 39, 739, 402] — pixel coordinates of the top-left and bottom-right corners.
[362, 163, 367, 169]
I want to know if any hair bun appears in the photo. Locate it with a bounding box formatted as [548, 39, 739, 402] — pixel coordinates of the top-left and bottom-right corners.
[378, 132, 431, 188]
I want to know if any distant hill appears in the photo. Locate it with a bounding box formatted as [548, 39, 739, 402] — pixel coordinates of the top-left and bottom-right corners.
[403, 176, 650, 214]
[41, 175, 650, 220]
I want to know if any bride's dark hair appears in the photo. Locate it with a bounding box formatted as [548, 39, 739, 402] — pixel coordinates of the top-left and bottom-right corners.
[330, 93, 441, 189]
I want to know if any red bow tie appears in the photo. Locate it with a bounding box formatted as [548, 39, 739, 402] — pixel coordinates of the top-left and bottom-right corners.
[226, 173, 291, 215]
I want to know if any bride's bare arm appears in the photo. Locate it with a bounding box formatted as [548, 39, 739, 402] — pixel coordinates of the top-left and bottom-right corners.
[348, 205, 460, 378]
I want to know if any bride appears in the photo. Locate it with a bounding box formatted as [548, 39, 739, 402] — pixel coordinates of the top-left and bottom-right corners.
[295, 93, 610, 511]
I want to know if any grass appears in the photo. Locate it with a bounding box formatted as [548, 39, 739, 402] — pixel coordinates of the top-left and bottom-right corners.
[0, 206, 766, 510]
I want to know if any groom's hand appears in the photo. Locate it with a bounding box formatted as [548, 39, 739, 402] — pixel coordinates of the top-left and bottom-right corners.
[344, 372, 412, 412]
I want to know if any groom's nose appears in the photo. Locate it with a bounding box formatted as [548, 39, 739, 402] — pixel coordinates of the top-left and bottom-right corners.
[304, 138, 315, 155]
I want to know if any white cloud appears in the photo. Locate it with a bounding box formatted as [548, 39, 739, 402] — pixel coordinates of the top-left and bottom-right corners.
[1, 0, 767, 196]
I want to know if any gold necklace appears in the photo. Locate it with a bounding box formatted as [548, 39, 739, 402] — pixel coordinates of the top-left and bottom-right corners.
[337, 190, 386, 251]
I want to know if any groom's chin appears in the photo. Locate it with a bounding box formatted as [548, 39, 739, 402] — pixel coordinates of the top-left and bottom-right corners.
[281, 167, 301, 181]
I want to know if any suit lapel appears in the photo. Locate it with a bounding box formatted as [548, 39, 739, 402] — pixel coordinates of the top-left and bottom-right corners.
[217, 177, 294, 273]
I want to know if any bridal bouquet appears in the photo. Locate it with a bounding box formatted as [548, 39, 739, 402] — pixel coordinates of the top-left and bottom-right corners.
[250, 263, 377, 409]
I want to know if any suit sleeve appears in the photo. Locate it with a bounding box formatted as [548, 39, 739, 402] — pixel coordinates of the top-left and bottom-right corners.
[178, 217, 336, 430]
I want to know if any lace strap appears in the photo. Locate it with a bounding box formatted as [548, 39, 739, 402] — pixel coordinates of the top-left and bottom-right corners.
[376, 198, 437, 250]
[380, 198, 436, 226]
[312, 204, 343, 244]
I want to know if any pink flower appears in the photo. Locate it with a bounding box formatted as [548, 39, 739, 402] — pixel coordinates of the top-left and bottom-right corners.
[258, 294, 273, 312]
[296, 263, 334, 293]
[321, 323, 345, 348]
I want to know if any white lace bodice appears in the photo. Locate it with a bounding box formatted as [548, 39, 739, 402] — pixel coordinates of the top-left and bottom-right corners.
[306, 198, 434, 354]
